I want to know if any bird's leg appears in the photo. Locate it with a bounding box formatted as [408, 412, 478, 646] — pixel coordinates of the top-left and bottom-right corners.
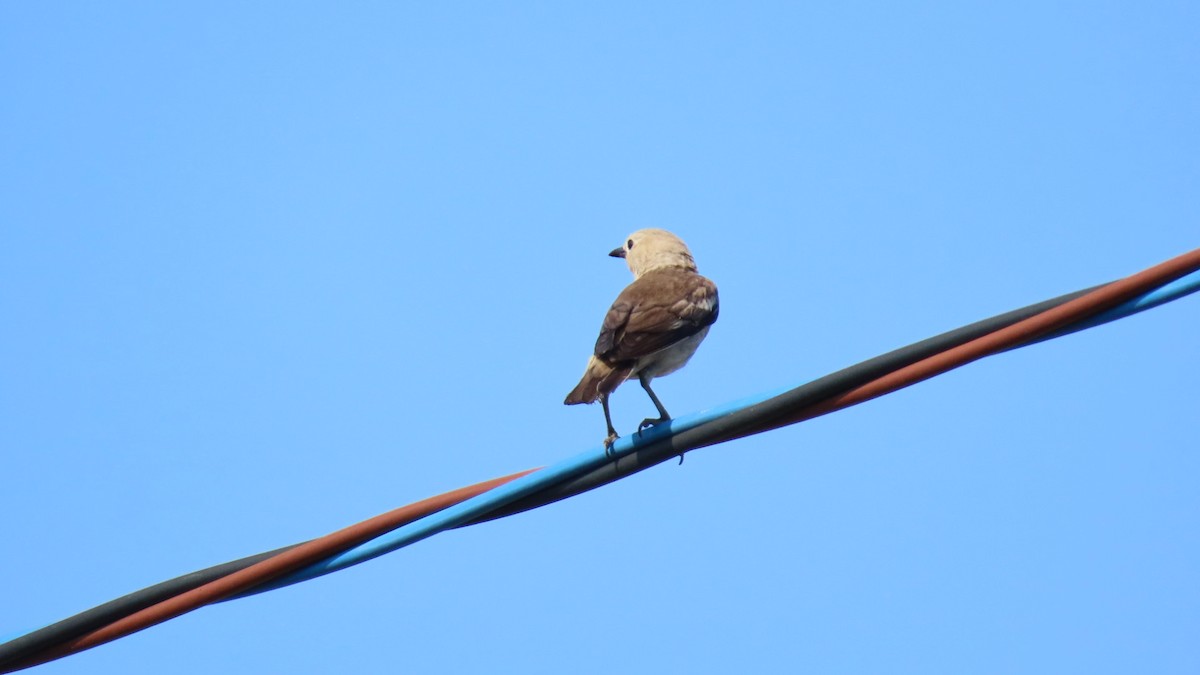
[601, 393, 619, 457]
[637, 374, 671, 435]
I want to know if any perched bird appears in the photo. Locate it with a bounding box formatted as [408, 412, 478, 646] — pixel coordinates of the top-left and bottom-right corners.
[564, 229, 719, 451]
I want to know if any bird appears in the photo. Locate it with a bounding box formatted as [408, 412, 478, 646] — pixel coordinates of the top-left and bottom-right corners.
[564, 229, 719, 453]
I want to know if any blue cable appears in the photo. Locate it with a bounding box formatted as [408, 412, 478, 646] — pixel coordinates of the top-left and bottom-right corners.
[234, 268, 1200, 598]
[234, 384, 789, 598]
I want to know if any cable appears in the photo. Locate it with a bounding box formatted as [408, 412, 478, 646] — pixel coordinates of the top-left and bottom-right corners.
[0, 470, 538, 672]
[1023, 269, 1200, 346]
[233, 248, 1200, 594]
[3, 250, 1197, 672]
[473, 268, 1200, 523]
[0, 547, 295, 672]
[5, 283, 1103, 670]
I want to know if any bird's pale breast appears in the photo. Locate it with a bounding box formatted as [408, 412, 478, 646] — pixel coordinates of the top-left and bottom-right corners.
[633, 326, 710, 381]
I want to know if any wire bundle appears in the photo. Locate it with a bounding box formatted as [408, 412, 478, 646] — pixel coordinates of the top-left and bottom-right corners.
[3, 247, 1198, 672]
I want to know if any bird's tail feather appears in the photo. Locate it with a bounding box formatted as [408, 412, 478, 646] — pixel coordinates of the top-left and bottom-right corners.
[564, 357, 632, 405]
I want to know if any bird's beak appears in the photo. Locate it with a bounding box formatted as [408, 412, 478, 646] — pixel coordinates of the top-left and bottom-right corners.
[609, 247, 626, 259]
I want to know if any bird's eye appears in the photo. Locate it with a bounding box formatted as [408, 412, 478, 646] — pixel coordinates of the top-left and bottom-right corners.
[627, 239, 635, 250]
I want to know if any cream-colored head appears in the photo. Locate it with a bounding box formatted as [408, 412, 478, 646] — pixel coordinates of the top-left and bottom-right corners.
[608, 228, 697, 278]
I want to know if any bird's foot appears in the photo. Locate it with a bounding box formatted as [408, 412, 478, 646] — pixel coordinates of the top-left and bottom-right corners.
[603, 431, 620, 457]
[637, 415, 670, 436]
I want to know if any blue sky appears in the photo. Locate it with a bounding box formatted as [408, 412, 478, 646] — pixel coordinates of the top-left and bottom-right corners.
[2, 3, 1197, 673]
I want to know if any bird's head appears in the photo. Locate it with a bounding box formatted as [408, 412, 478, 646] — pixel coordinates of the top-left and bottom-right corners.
[609, 229, 697, 278]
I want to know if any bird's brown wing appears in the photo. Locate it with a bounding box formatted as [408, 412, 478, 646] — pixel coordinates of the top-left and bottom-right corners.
[594, 269, 719, 364]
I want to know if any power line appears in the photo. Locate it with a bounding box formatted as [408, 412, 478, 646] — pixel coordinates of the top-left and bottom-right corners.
[3, 249, 1197, 672]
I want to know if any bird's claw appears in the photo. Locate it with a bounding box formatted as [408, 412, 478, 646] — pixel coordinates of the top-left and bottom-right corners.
[636, 416, 669, 436]
[603, 432, 620, 457]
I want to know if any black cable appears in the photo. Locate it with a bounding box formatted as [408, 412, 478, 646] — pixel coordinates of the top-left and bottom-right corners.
[464, 286, 1102, 524]
[0, 545, 297, 669]
[0, 283, 1113, 668]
